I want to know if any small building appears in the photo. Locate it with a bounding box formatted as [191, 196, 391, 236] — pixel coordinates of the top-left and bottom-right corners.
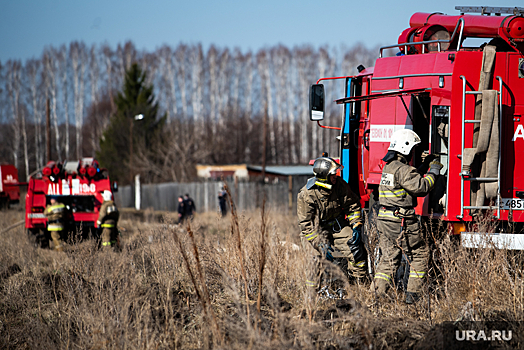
[196, 164, 313, 184]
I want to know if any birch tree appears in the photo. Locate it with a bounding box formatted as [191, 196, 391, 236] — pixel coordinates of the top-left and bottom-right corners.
[26, 59, 44, 169]
[71, 42, 87, 159]
[6, 60, 22, 170]
[57, 45, 71, 159]
[190, 44, 204, 130]
[43, 49, 61, 161]
[174, 44, 188, 118]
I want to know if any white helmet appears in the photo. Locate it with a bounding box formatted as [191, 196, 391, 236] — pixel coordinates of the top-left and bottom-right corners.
[388, 129, 421, 155]
[102, 190, 112, 201]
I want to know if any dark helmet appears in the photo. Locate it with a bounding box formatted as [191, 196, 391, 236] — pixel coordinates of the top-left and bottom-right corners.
[312, 157, 343, 182]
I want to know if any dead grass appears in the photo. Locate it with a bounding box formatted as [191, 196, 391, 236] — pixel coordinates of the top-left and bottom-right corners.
[1, 200, 524, 349]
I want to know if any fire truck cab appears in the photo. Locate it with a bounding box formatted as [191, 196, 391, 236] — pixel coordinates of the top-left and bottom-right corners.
[26, 157, 116, 247]
[310, 6, 524, 249]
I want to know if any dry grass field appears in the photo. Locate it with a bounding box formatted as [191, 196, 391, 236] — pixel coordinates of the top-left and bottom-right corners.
[1, 196, 524, 349]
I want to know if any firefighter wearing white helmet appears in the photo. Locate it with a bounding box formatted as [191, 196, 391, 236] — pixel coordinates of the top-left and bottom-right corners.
[97, 190, 120, 249]
[297, 155, 368, 290]
[373, 129, 442, 304]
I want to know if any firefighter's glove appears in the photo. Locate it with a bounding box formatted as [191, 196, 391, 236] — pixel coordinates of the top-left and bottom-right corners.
[417, 151, 436, 173]
[319, 243, 334, 262]
[421, 151, 436, 165]
[349, 223, 362, 246]
[428, 160, 443, 176]
[97, 220, 101, 227]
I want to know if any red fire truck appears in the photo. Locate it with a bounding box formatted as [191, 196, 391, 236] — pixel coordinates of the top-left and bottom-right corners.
[0, 164, 21, 209]
[309, 6, 524, 248]
[26, 157, 116, 247]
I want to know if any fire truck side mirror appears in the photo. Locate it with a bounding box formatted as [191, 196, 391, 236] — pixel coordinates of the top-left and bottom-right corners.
[309, 84, 325, 121]
[112, 181, 118, 193]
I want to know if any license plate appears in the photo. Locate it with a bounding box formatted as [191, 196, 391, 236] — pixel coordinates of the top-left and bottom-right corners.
[500, 198, 524, 210]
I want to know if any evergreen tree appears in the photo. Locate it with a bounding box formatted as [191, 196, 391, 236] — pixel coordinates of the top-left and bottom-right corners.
[97, 63, 166, 185]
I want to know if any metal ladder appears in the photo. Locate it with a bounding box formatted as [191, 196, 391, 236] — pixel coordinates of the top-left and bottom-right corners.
[458, 75, 503, 219]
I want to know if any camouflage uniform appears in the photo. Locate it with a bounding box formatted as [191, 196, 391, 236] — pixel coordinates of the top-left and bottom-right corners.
[374, 153, 436, 294]
[297, 176, 367, 287]
[98, 200, 119, 248]
[45, 201, 67, 251]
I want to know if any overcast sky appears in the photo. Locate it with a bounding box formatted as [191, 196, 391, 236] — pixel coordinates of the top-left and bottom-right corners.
[0, 1, 519, 63]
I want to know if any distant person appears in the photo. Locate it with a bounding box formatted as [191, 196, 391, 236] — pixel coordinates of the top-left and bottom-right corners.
[97, 190, 120, 249]
[218, 188, 228, 217]
[44, 196, 71, 251]
[177, 196, 186, 224]
[184, 193, 196, 220]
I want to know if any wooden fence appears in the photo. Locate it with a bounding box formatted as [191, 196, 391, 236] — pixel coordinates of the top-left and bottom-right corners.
[115, 177, 309, 214]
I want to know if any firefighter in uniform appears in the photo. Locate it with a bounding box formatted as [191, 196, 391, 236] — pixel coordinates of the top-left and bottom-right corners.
[44, 197, 69, 251]
[297, 156, 368, 289]
[373, 129, 442, 304]
[97, 190, 120, 249]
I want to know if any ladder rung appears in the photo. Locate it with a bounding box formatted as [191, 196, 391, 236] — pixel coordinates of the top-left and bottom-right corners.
[464, 206, 499, 210]
[464, 177, 498, 182]
[465, 120, 481, 123]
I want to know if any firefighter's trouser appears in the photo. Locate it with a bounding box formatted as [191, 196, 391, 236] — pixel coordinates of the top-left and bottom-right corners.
[374, 216, 428, 294]
[48, 222, 64, 251]
[333, 226, 368, 279]
[101, 223, 118, 247]
[303, 224, 368, 289]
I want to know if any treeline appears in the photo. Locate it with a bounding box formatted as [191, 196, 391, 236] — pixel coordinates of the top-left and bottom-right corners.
[0, 41, 378, 183]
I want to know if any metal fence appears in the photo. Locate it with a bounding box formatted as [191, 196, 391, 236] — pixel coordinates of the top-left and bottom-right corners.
[115, 177, 309, 214]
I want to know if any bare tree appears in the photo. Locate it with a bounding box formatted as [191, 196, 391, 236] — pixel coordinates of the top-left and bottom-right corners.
[71, 42, 87, 159]
[26, 59, 44, 169]
[89, 44, 102, 153]
[242, 51, 254, 162]
[207, 45, 218, 134]
[190, 44, 204, 131]
[158, 45, 177, 122]
[102, 43, 116, 111]
[295, 46, 316, 163]
[6, 60, 22, 170]
[57, 45, 71, 159]
[43, 49, 62, 161]
[174, 44, 188, 118]
[272, 45, 291, 163]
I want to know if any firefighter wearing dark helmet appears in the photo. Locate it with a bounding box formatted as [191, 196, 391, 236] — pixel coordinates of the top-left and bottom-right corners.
[297, 155, 368, 287]
[44, 196, 69, 251]
[374, 129, 442, 304]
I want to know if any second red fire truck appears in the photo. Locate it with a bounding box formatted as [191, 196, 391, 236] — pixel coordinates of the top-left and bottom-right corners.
[25, 157, 116, 247]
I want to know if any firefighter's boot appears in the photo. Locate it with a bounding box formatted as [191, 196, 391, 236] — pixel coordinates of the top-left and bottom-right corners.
[50, 230, 64, 251]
